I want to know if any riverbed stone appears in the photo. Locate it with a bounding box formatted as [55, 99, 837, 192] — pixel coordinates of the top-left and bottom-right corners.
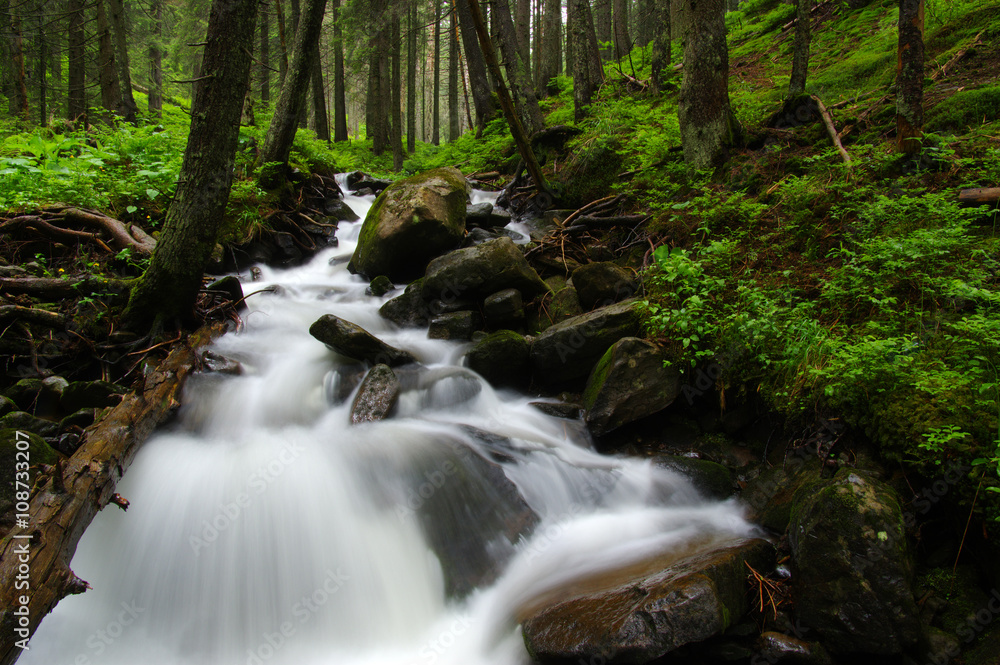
[379, 280, 432, 328]
[0, 396, 14, 418]
[0, 429, 59, 526]
[309, 314, 416, 367]
[757, 631, 833, 665]
[653, 455, 735, 500]
[428, 311, 481, 341]
[348, 167, 469, 281]
[583, 337, 681, 436]
[465, 330, 531, 388]
[483, 288, 524, 329]
[788, 470, 921, 655]
[522, 537, 775, 663]
[572, 262, 638, 311]
[421, 237, 549, 302]
[350, 364, 400, 424]
[366, 275, 394, 297]
[530, 298, 642, 386]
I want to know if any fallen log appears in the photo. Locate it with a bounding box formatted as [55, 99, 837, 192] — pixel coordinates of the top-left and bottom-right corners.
[0, 322, 224, 665]
[957, 187, 1000, 208]
[0, 276, 129, 299]
[931, 30, 983, 82]
[0, 305, 67, 329]
[812, 95, 852, 165]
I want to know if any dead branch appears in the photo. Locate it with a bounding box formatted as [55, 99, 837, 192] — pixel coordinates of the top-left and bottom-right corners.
[63, 208, 156, 255]
[0, 305, 68, 328]
[0, 276, 130, 299]
[931, 30, 983, 82]
[811, 95, 852, 165]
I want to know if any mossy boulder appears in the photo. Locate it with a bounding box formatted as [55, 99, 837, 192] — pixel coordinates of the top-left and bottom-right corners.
[1, 429, 59, 523]
[582, 337, 681, 436]
[350, 364, 400, 424]
[741, 458, 824, 533]
[348, 167, 470, 281]
[482, 288, 524, 329]
[522, 538, 775, 663]
[0, 411, 60, 438]
[379, 279, 433, 328]
[654, 455, 735, 500]
[309, 314, 417, 367]
[530, 299, 642, 387]
[421, 237, 549, 302]
[571, 262, 638, 311]
[465, 330, 531, 388]
[788, 470, 921, 655]
[0, 395, 16, 418]
[427, 311, 481, 341]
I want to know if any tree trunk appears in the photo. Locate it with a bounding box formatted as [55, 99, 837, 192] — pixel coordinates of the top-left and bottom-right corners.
[539, 0, 561, 95]
[566, 0, 575, 77]
[149, 0, 164, 118]
[332, 0, 348, 141]
[407, 1, 417, 152]
[514, 0, 530, 76]
[491, 0, 544, 134]
[67, 0, 86, 123]
[595, 0, 611, 59]
[636, 0, 653, 46]
[0, 324, 225, 665]
[570, 0, 602, 120]
[432, 0, 442, 145]
[309, 44, 330, 141]
[48, 7, 62, 119]
[449, 1, 460, 141]
[275, 0, 289, 85]
[37, 15, 47, 126]
[787, 0, 810, 98]
[257, 0, 327, 167]
[612, 0, 629, 60]
[95, 0, 122, 119]
[677, 0, 740, 169]
[650, 0, 671, 93]
[260, 6, 271, 103]
[122, 0, 260, 330]
[107, 0, 138, 123]
[392, 12, 404, 170]
[4, 0, 29, 121]
[532, 0, 542, 87]
[455, 0, 495, 130]
[896, 0, 924, 154]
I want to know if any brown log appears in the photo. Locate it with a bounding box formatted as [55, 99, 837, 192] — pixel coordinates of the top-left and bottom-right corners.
[811, 95, 852, 165]
[0, 322, 225, 665]
[957, 187, 1000, 208]
[0, 305, 67, 328]
[0, 276, 129, 299]
[62, 208, 156, 255]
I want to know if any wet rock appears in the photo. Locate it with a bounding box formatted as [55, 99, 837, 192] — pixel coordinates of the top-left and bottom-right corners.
[428, 311, 481, 341]
[1, 429, 59, 524]
[201, 350, 244, 375]
[532, 286, 584, 333]
[788, 470, 921, 655]
[530, 299, 642, 387]
[923, 626, 960, 665]
[309, 314, 417, 367]
[483, 288, 524, 328]
[487, 207, 511, 229]
[61, 408, 96, 430]
[366, 275, 394, 297]
[41, 376, 69, 397]
[350, 364, 400, 424]
[572, 262, 638, 311]
[345, 171, 393, 195]
[583, 337, 680, 436]
[60, 380, 127, 413]
[51, 432, 83, 457]
[0, 412, 60, 438]
[325, 198, 359, 222]
[464, 227, 498, 245]
[465, 330, 531, 388]
[207, 275, 246, 311]
[0, 396, 14, 418]
[757, 631, 833, 665]
[465, 202, 494, 225]
[741, 458, 823, 533]
[379, 280, 432, 328]
[653, 455, 735, 500]
[4, 378, 44, 411]
[348, 167, 468, 281]
[522, 538, 776, 663]
[421, 237, 549, 302]
[529, 400, 582, 419]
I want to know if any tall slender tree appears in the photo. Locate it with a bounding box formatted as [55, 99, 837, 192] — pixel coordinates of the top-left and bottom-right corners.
[896, 0, 924, 154]
[96, 0, 124, 119]
[391, 10, 404, 169]
[432, 0, 442, 144]
[2, 0, 29, 120]
[260, 7, 271, 103]
[149, 0, 165, 118]
[594, 0, 611, 59]
[67, 0, 86, 123]
[612, 0, 629, 60]
[332, 0, 348, 141]
[108, 0, 138, 123]
[455, 0, 495, 130]
[514, 0, 530, 74]
[309, 45, 330, 141]
[570, 0, 602, 120]
[407, 0, 417, 152]
[539, 0, 560, 94]
[449, 1, 460, 140]
[491, 0, 544, 133]
[787, 0, 810, 98]
[650, 0, 671, 94]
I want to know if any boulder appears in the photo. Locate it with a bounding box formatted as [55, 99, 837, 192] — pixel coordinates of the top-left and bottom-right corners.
[465, 202, 494, 225]
[201, 350, 244, 375]
[60, 380, 127, 413]
[345, 171, 393, 194]
[4, 378, 44, 411]
[325, 198, 359, 222]
[522, 538, 775, 663]
[350, 364, 400, 424]
[0, 412, 60, 438]
[428, 311, 481, 341]
[740, 458, 823, 533]
[348, 167, 469, 281]
[530, 299, 642, 386]
[465, 331, 531, 388]
[366, 275, 394, 297]
[207, 275, 246, 312]
[379, 280, 433, 328]
[0, 396, 14, 418]
[757, 631, 833, 665]
[529, 400, 582, 419]
[0, 429, 59, 526]
[483, 288, 524, 329]
[421, 237, 549, 303]
[572, 262, 638, 311]
[653, 455, 735, 500]
[788, 470, 921, 654]
[309, 314, 416, 367]
[583, 337, 680, 436]
[532, 286, 584, 333]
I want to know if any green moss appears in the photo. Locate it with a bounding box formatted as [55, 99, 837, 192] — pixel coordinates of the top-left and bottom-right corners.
[0, 429, 59, 515]
[927, 84, 1000, 132]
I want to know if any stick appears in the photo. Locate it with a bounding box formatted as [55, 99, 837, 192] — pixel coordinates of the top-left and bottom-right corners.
[811, 95, 852, 165]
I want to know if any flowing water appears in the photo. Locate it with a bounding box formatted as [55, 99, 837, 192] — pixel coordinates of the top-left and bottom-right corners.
[22, 182, 753, 665]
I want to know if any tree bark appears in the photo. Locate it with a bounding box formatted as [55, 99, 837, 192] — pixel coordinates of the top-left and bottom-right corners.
[432, 0, 442, 145]
[514, 0, 530, 75]
[392, 11, 404, 170]
[539, 0, 561, 94]
[260, 6, 271, 103]
[449, 1, 460, 140]
[275, 0, 289, 85]
[257, 0, 327, 167]
[896, 0, 924, 154]
[123, 0, 260, 330]
[309, 44, 330, 141]
[67, 0, 86, 123]
[677, 0, 741, 169]
[595, 0, 611, 60]
[95, 0, 122, 119]
[0, 324, 225, 665]
[787, 0, 810, 99]
[455, 0, 496, 130]
[636, 0, 653, 46]
[612, 0, 629, 60]
[3, 0, 29, 120]
[107, 0, 138, 123]
[407, 0, 417, 152]
[491, 0, 544, 134]
[650, 0, 671, 93]
[149, 0, 164, 118]
[332, 0, 348, 141]
[570, 0, 602, 120]
[37, 14, 47, 126]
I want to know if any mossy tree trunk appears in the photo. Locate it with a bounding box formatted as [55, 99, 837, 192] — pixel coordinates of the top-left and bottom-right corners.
[650, 0, 671, 94]
[491, 0, 545, 134]
[455, 0, 496, 131]
[787, 0, 810, 99]
[67, 0, 86, 123]
[896, 0, 924, 154]
[122, 0, 259, 331]
[677, 0, 741, 170]
[570, 0, 602, 121]
[108, 0, 138, 123]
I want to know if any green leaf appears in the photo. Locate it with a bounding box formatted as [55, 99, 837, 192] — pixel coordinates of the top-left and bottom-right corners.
[126, 205, 138, 214]
[146, 188, 160, 200]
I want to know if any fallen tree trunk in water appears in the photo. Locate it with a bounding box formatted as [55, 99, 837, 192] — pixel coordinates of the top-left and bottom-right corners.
[0, 322, 224, 665]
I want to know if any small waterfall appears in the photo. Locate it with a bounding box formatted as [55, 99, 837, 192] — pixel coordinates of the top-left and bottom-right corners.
[22, 179, 752, 665]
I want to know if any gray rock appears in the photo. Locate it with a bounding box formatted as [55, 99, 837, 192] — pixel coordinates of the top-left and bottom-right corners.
[309, 314, 416, 367]
[350, 364, 400, 424]
[757, 631, 833, 665]
[41, 376, 69, 396]
[483, 288, 524, 328]
[367, 275, 394, 297]
[789, 470, 922, 654]
[0, 412, 60, 438]
[348, 167, 469, 281]
[207, 275, 246, 311]
[201, 351, 244, 375]
[571, 262, 638, 311]
[653, 455, 735, 500]
[379, 280, 432, 328]
[422, 237, 549, 303]
[529, 400, 582, 419]
[326, 198, 359, 222]
[582, 337, 680, 436]
[529, 299, 642, 386]
[465, 202, 494, 224]
[522, 538, 775, 663]
[465, 331, 531, 388]
[428, 311, 481, 341]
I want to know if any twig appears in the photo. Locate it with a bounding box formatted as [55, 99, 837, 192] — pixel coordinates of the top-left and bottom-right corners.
[811, 95, 852, 165]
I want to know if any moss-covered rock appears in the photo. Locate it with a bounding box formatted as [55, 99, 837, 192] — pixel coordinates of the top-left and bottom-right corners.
[465, 330, 531, 388]
[482, 288, 524, 329]
[379, 279, 433, 328]
[0, 429, 59, 524]
[309, 314, 417, 366]
[348, 167, 470, 281]
[0, 411, 60, 438]
[788, 470, 921, 655]
[60, 380, 127, 413]
[571, 262, 638, 311]
[421, 237, 550, 302]
[654, 455, 735, 500]
[427, 311, 481, 341]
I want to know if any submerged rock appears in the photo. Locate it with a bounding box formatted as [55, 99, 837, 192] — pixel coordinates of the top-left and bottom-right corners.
[348, 167, 469, 281]
[421, 236, 549, 302]
[522, 538, 775, 663]
[309, 314, 416, 367]
[582, 337, 680, 436]
[350, 364, 400, 424]
[653, 455, 735, 500]
[757, 631, 833, 665]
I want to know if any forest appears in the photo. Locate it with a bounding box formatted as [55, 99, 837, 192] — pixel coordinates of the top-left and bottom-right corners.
[1, 0, 1000, 663]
